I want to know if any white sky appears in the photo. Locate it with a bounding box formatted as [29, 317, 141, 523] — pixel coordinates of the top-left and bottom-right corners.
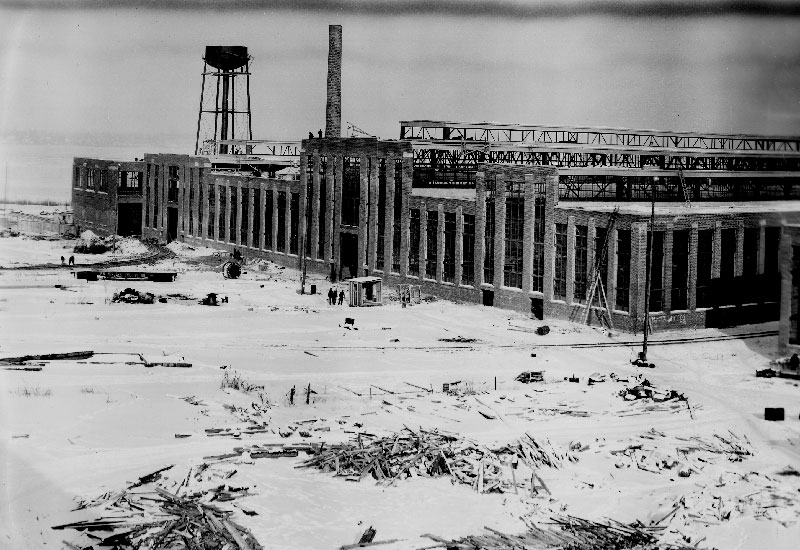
[1, 1, 799, 150]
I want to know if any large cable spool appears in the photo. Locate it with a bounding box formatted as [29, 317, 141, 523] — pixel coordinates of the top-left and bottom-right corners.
[222, 261, 241, 279]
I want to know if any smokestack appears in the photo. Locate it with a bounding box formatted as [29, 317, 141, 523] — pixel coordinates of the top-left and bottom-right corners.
[325, 25, 342, 138]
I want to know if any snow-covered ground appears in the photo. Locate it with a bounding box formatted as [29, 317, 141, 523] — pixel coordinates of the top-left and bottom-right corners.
[0, 234, 798, 550]
[0, 231, 150, 268]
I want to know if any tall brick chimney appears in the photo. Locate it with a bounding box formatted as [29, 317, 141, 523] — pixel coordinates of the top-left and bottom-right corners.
[325, 25, 342, 138]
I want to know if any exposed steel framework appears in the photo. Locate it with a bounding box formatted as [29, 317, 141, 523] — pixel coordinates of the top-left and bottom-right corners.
[201, 140, 301, 157]
[404, 121, 800, 201]
[400, 120, 800, 152]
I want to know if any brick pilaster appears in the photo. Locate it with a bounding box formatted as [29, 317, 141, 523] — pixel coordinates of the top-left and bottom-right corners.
[271, 183, 279, 252]
[522, 174, 535, 294]
[383, 154, 395, 274]
[213, 183, 220, 242]
[631, 222, 648, 330]
[566, 215, 576, 304]
[419, 204, 428, 282]
[493, 174, 506, 288]
[284, 185, 292, 255]
[688, 223, 698, 310]
[455, 205, 464, 286]
[735, 220, 744, 277]
[258, 182, 266, 250]
[663, 224, 674, 312]
[311, 152, 320, 260]
[222, 183, 230, 244]
[367, 156, 379, 272]
[758, 220, 766, 274]
[542, 173, 558, 301]
[475, 172, 486, 288]
[333, 156, 344, 269]
[399, 155, 413, 278]
[247, 186, 255, 249]
[436, 204, 445, 284]
[607, 227, 618, 308]
[712, 221, 722, 279]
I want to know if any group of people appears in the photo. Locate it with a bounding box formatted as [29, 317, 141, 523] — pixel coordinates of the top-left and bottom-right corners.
[60, 255, 75, 266]
[327, 287, 345, 306]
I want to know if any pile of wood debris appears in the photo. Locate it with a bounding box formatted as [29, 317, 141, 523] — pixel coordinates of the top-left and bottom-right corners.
[618, 379, 686, 403]
[54, 465, 262, 550]
[610, 428, 753, 477]
[111, 287, 155, 304]
[296, 427, 575, 493]
[423, 515, 693, 550]
[515, 371, 544, 383]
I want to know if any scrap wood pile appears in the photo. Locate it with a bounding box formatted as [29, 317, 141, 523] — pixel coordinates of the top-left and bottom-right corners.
[296, 427, 575, 493]
[515, 371, 544, 383]
[654, 475, 800, 533]
[610, 429, 753, 477]
[112, 287, 155, 304]
[424, 515, 693, 550]
[54, 465, 262, 550]
[619, 379, 686, 403]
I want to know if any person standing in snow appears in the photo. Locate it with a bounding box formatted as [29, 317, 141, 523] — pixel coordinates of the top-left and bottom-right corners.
[338, 289, 345, 306]
[68, 255, 75, 266]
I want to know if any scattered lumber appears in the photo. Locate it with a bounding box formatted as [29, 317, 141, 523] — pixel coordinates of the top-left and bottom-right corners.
[296, 427, 575, 492]
[619, 380, 685, 403]
[427, 515, 687, 550]
[515, 371, 544, 383]
[403, 381, 433, 393]
[438, 336, 479, 343]
[610, 429, 753, 475]
[56, 478, 262, 550]
[0, 351, 94, 364]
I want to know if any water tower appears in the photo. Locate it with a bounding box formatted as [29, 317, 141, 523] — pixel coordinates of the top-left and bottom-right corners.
[195, 46, 253, 155]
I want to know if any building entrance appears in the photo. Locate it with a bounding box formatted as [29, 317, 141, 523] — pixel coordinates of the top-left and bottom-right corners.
[117, 203, 142, 237]
[167, 208, 178, 242]
[339, 233, 359, 280]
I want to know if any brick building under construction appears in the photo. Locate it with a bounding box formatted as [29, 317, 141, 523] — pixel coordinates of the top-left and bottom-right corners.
[72, 25, 800, 334]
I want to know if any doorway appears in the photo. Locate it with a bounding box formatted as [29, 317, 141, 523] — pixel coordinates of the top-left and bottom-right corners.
[117, 203, 142, 237]
[339, 233, 359, 280]
[482, 289, 494, 306]
[530, 297, 544, 320]
[167, 208, 178, 242]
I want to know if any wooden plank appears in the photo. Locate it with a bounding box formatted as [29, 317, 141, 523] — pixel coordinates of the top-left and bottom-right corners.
[0, 350, 94, 364]
[222, 519, 253, 550]
[338, 539, 402, 550]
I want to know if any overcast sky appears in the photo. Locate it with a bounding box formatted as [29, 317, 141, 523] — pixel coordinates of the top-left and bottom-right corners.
[1, 0, 799, 150]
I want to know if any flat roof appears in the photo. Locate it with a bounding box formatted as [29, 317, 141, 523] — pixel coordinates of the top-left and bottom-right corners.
[560, 200, 800, 217]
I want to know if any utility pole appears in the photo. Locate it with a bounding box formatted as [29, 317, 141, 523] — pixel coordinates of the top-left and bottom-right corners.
[641, 179, 656, 361]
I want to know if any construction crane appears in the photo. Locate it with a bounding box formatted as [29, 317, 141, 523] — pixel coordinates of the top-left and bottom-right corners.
[347, 122, 376, 138]
[583, 207, 620, 329]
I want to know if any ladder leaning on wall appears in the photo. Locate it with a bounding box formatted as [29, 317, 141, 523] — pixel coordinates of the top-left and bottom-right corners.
[583, 206, 620, 329]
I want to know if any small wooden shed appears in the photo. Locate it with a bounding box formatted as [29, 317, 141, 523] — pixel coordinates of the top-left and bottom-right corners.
[348, 276, 383, 307]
